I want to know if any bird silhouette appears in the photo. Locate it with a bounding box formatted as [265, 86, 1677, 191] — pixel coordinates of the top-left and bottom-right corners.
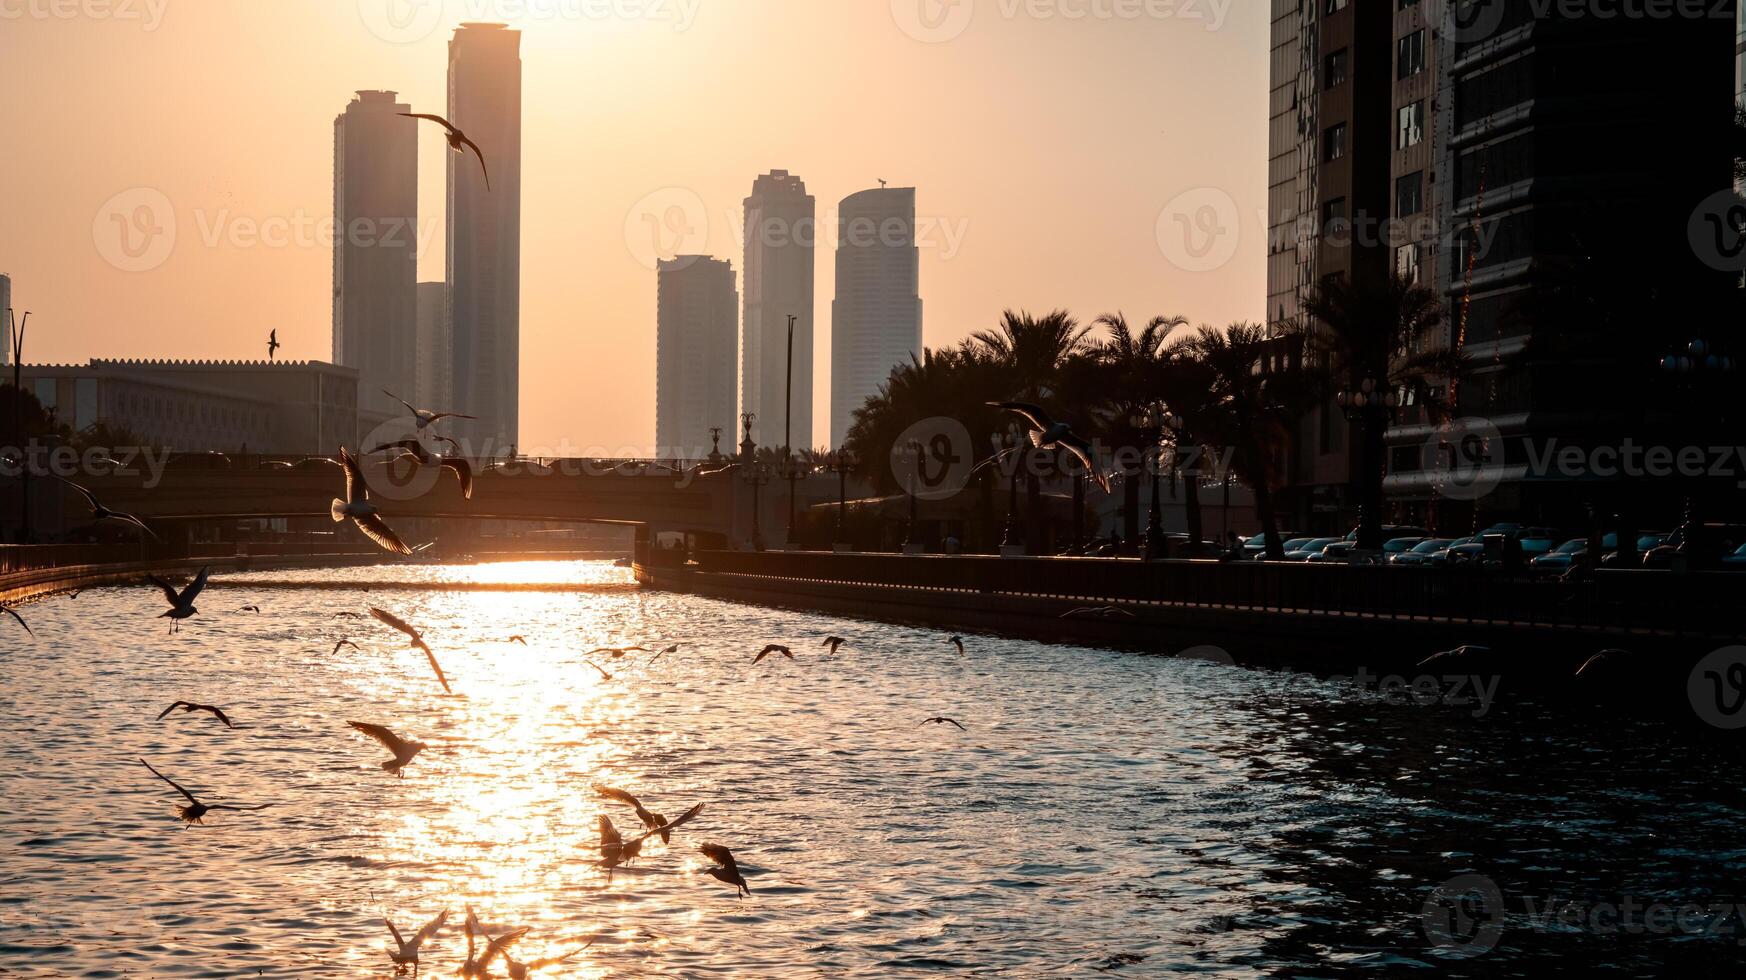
[332, 447, 413, 555]
[598, 802, 705, 881]
[459, 907, 527, 979]
[138, 758, 272, 825]
[400, 113, 491, 189]
[331, 638, 362, 655]
[1417, 644, 1492, 669]
[948, 636, 965, 655]
[155, 700, 233, 728]
[0, 604, 31, 637]
[382, 389, 476, 432]
[648, 643, 680, 663]
[699, 843, 752, 897]
[502, 940, 594, 980]
[822, 636, 845, 654]
[507, 635, 527, 645]
[149, 567, 208, 634]
[981, 401, 1110, 492]
[266, 329, 281, 361]
[1576, 648, 1630, 678]
[588, 645, 650, 660]
[383, 908, 447, 973]
[583, 660, 614, 682]
[921, 716, 967, 731]
[346, 721, 428, 776]
[366, 439, 474, 499]
[370, 607, 450, 694]
[752, 644, 793, 666]
[56, 476, 159, 540]
[595, 784, 672, 842]
[1060, 605, 1135, 620]
[238, 604, 261, 613]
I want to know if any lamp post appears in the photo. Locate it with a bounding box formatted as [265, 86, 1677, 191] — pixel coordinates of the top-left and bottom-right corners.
[11, 310, 28, 543]
[1000, 427, 1022, 552]
[742, 458, 772, 552]
[1657, 338, 1736, 536]
[901, 438, 922, 552]
[821, 448, 855, 548]
[783, 313, 797, 545]
[1334, 376, 1402, 551]
[1133, 403, 1183, 561]
[708, 426, 724, 462]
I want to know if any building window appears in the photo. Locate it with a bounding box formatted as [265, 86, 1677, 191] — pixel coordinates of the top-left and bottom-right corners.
[1398, 101, 1424, 148]
[1325, 48, 1348, 88]
[1396, 171, 1424, 216]
[1323, 123, 1348, 162]
[1323, 197, 1349, 233]
[1326, 0, 1347, 12]
[1398, 30, 1426, 78]
[1396, 244, 1421, 285]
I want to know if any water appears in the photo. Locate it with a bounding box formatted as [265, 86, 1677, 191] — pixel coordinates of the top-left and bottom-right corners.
[2, 560, 1742, 977]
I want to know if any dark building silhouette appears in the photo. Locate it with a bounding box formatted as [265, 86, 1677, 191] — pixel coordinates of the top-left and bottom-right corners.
[741, 170, 815, 452]
[656, 256, 738, 459]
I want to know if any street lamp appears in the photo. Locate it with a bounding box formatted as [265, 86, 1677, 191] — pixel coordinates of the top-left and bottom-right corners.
[742, 458, 772, 552]
[820, 448, 856, 548]
[1132, 403, 1184, 561]
[783, 313, 797, 545]
[901, 438, 922, 552]
[1335, 376, 1402, 551]
[11, 310, 28, 543]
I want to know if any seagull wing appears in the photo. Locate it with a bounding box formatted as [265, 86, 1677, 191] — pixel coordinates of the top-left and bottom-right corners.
[988, 401, 1055, 432]
[139, 758, 198, 804]
[598, 814, 623, 852]
[347, 720, 410, 757]
[56, 476, 101, 513]
[385, 917, 407, 952]
[1057, 431, 1109, 493]
[416, 640, 452, 694]
[699, 843, 741, 877]
[113, 511, 161, 540]
[2, 604, 32, 637]
[411, 909, 449, 951]
[456, 134, 491, 191]
[381, 388, 420, 418]
[584, 660, 613, 681]
[353, 512, 414, 555]
[365, 440, 424, 456]
[441, 457, 474, 499]
[432, 434, 463, 454]
[524, 942, 594, 970]
[423, 412, 476, 424]
[201, 704, 234, 728]
[148, 575, 181, 607]
[945, 718, 967, 731]
[369, 607, 421, 640]
[632, 802, 704, 846]
[399, 112, 458, 134]
[180, 566, 210, 605]
[156, 701, 189, 721]
[594, 784, 644, 810]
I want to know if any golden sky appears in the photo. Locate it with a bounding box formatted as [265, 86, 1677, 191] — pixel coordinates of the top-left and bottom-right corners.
[0, 0, 1267, 452]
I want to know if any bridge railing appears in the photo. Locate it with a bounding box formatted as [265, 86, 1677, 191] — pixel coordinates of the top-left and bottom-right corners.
[685, 551, 1744, 639]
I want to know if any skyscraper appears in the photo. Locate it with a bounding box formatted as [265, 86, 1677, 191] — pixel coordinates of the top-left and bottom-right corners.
[332, 90, 418, 417]
[0, 273, 12, 367]
[447, 22, 522, 453]
[830, 186, 920, 447]
[656, 256, 738, 459]
[741, 170, 815, 452]
[414, 281, 450, 411]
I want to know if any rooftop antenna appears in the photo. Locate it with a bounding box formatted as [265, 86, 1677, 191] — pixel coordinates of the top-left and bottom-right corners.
[878, 178, 887, 189]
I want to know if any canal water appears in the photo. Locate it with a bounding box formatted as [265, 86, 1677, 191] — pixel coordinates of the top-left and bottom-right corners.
[2, 560, 1741, 977]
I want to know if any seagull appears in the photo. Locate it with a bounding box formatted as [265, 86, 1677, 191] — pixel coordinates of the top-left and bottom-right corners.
[366, 439, 474, 499]
[582, 660, 614, 682]
[507, 635, 527, 645]
[1417, 644, 1492, 669]
[383, 908, 448, 974]
[400, 113, 491, 190]
[382, 389, 476, 432]
[699, 843, 751, 898]
[370, 607, 451, 694]
[595, 784, 673, 842]
[155, 700, 233, 729]
[56, 477, 159, 540]
[266, 329, 281, 361]
[138, 758, 272, 825]
[502, 940, 594, 980]
[460, 907, 526, 979]
[598, 802, 705, 881]
[1576, 649, 1630, 678]
[332, 638, 362, 655]
[238, 604, 261, 613]
[149, 567, 209, 634]
[346, 721, 428, 776]
[752, 644, 793, 665]
[332, 447, 413, 556]
[334, 611, 364, 619]
[948, 636, 965, 655]
[694, 462, 740, 478]
[921, 716, 967, 731]
[1060, 605, 1136, 620]
[822, 636, 845, 654]
[648, 643, 680, 663]
[588, 645, 651, 660]
[0, 604, 31, 637]
[981, 401, 1110, 493]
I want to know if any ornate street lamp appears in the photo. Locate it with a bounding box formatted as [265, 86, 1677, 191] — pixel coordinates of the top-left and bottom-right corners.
[11, 310, 29, 543]
[1334, 376, 1403, 550]
[999, 426, 1022, 550]
[1657, 338, 1736, 531]
[820, 448, 856, 547]
[742, 458, 772, 552]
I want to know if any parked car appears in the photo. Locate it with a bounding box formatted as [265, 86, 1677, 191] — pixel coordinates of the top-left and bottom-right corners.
[1283, 537, 1343, 562]
[1599, 532, 1671, 567]
[1307, 541, 1358, 563]
[1531, 538, 1591, 574]
[1345, 524, 1430, 543]
[1258, 537, 1317, 560]
[1516, 527, 1563, 557]
[1428, 536, 1485, 567]
[1242, 531, 1307, 558]
[1392, 538, 1455, 566]
[1381, 537, 1425, 559]
[1642, 524, 1746, 570]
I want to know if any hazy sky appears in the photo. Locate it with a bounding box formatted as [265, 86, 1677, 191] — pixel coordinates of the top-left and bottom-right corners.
[0, 0, 1268, 453]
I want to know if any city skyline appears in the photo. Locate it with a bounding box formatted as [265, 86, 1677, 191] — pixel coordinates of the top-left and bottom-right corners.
[655, 254, 737, 458]
[830, 185, 921, 449]
[740, 169, 815, 452]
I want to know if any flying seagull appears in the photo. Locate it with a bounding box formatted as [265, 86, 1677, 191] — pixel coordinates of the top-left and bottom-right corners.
[238, 604, 261, 613]
[331, 638, 362, 655]
[460, 907, 527, 980]
[332, 447, 413, 556]
[507, 635, 527, 645]
[595, 784, 673, 843]
[648, 643, 680, 664]
[502, 940, 595, 980]
[752, 644, 793, 666]
[400, 113, 491, 190]
[699, 843, 752, 898]
[370, 607, 451, 694]
[1417, 644, 1492, 669]
[266, 329, 281, 361]
[582, 660, 614, 682]
[382, 389, 477, 432]
[948, 636, 965, 655]
[56, 477, 159, 540]
[822, 636, 845, 654]
[384, 908, 448, 974]
[346, 720, 428, 776]
[1060, 605, 1136, 620]
[1576, 648, 1630, 678]
[598, 802, 705, 881]
[981, 401, 1111, 493]
[921, 716, 967, 731]
[588, 645, 651, 660]
[366, 439, 475, 500]
[149, 566, 209, 634]
[156, 700, 234, 729]
[138, 758, 272, 825]
[0, 604, 31, 637]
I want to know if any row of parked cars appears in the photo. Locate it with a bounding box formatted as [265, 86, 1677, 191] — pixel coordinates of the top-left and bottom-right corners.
[1239, 522, 1746, 572]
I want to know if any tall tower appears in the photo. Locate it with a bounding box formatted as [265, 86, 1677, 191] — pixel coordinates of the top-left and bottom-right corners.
[0, 273, 11, 367]
[741, 170, 815, 452]
[656, 256, 738, 459]
[830, 186, 920, 448]
[332, 90, 418, 416]
[447, 22, 522, 453]
[414, 281, 450, 411]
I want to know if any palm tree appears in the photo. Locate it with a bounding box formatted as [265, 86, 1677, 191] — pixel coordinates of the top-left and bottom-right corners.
[1734, 101, 1745, 186]
[1300, 271, 1463, 550]
[1092, 312, 1188, 550]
